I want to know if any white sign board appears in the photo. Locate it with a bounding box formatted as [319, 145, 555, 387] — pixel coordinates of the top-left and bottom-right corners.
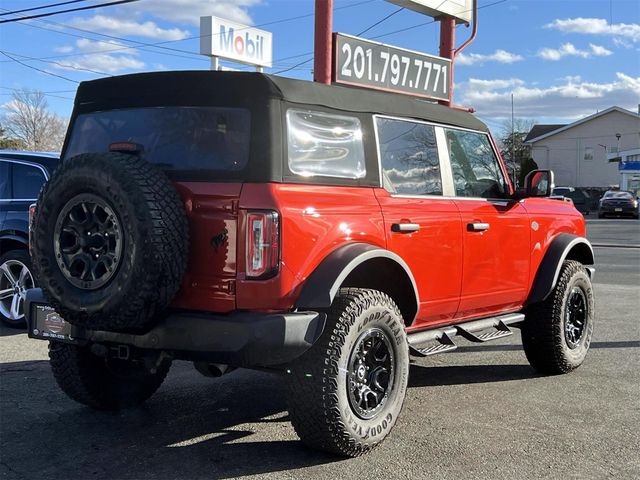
[200, 16, 272, 68]
[386, 0, 472, 24]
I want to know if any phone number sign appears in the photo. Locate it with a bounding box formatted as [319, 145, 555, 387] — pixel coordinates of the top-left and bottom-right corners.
[333, 33, 451, 101]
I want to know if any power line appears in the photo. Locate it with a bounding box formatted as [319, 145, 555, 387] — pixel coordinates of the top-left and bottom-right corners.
[0, 86, 76, 93]
[0, 0, 143, 24]
[274, 5, 405, 75]
[372, 0, 507, 40]
[0, 51, 79, 83]
[3, 49, 112, 76]
[0, 1, 91, 17]
[357, 7, 404, 36]
[275, 0, 508, 75]
[0, 1, 376, 64]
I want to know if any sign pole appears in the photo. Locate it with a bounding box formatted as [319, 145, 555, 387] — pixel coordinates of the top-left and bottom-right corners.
[314, 0, 333, 84]
[438, 17, 455, 107]
[210, 56, 219, 71]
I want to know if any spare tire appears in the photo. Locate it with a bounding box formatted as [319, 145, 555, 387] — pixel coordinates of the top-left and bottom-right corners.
[31, 152, 188, 332]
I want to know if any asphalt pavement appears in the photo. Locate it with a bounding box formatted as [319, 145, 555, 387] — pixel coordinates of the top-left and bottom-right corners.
[1, 219, 639, 480]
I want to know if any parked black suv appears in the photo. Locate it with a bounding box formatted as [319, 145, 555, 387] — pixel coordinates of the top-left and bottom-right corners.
[0, 151, 59, 326]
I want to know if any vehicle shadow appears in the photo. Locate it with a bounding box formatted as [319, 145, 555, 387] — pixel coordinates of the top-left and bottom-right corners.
[449, 340, 640, 354]
[0, 360, 341, 480]
[409, 363, 538, 387]
[0, 324, 26, 337]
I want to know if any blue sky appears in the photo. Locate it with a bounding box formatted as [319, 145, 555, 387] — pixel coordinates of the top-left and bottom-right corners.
[1, 0, 639, 132]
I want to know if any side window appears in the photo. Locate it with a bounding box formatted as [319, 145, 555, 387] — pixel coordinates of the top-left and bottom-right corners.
[0, 161, 10, 199]
[445, 128, 506, 199]
[12, 163, 46, 199]
[376, 117, 442, 196]
[287, 109, 366, 179]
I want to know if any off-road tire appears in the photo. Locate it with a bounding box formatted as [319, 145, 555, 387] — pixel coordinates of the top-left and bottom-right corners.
[31, 152, 188, 332]
[522, 260, 594, 374]
[286, 288, 409, 457]
[49, 341, 171, 410]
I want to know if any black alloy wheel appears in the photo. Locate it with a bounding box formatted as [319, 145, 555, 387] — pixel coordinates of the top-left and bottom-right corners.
[564, 287, 587, 349]
[347, 328, 395, 420]
[54, 193, 123, 290]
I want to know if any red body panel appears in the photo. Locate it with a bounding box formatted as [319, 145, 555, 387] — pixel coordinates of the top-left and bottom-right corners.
[374, 189, 463, 327]
[171, 182, 240, 312]
[237, 183, 386, 311]
[453, 198, 530, 319]
[520, 197, 585, 298]
[170, 180, 586, 332]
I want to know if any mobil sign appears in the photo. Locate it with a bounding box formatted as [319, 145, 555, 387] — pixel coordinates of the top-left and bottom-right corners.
[200, 16, 272, 68]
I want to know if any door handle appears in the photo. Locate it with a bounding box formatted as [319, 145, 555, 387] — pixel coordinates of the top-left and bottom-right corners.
[467, 222, 490, 232]
[391, 223, 420, 233]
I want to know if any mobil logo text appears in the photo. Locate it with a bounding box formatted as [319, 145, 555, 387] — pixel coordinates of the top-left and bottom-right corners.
[200, 16, 273, 68]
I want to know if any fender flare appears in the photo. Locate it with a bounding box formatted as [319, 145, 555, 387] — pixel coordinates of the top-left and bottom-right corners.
[526, 233, 595, 305]
[295, 243, 420, 324]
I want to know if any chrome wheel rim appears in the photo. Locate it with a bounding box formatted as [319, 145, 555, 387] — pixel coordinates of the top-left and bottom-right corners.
[347, 328, 395, 420]
[54, 193, 123, 290]
[0, 259, 34, 321]
[565, 286, 587, 349]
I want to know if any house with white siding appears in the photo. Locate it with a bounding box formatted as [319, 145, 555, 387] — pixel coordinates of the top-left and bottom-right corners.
[524, 107, 640, 188]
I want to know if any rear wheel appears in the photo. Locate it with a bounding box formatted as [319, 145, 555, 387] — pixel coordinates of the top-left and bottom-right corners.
[0, 250, 35, 328]
[49, 342, 171, 410]
[522, 260, 594, 374]
[286, 288, 409, 457]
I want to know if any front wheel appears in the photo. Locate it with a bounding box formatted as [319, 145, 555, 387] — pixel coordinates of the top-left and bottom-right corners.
[49, 342, 171, 410]
[286, 288, 409, 457]
[522, 260, 594, 374]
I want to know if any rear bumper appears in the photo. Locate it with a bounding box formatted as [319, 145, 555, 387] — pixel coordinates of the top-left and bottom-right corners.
[25, 289, 325, 367]
[599, 205, 638, 216]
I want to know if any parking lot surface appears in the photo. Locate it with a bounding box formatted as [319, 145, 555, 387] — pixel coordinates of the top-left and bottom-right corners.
[1, 219, 639, 480]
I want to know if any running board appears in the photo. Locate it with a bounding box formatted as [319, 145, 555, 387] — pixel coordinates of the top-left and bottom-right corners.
[408, 313, 524, 357]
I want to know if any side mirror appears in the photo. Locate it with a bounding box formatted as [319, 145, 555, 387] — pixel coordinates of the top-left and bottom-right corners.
[524, 169, 554, 197]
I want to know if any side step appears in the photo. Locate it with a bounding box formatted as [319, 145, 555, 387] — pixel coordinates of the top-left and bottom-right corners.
[408, 313, 524, 357]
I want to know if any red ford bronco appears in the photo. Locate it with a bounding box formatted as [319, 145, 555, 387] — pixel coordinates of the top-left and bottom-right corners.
[26, 71, 595, 457]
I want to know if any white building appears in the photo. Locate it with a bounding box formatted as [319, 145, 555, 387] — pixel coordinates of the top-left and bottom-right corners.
[524, 107, 640, 188]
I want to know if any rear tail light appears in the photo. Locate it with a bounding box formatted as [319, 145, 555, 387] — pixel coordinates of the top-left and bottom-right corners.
[245, 210, 279, 279]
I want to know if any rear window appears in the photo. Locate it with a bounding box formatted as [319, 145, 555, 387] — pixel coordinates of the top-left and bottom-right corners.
[64, 107, 250, 175]
[603, 191, 633, 199]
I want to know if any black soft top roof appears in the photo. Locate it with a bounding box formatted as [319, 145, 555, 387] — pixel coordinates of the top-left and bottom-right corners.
[74, 70, 487, 133]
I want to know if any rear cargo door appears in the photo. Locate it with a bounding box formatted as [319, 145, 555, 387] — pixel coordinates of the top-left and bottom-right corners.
[171, 182, 241, 312]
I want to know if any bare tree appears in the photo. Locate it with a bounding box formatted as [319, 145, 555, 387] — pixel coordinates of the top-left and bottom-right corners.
[499, 117, 535, 187]
[0, 125, 26, 150]
[2, 89, 67, 151]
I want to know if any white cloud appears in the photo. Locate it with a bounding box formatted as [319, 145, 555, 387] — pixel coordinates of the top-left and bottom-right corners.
[457, 49, 523, 66]
[467, 78, 525, 91]
[72, 15, 189, 40]
[75, 38, 133, 54]
[538, 43, 612, 61]
[459, 72, 640, 120]
[54, 45, 73, 54]
[545, 17, 640, 43]
[57, 54, 145, 74]
[52, 39, 143, 74]
[121, 0, 262, 26]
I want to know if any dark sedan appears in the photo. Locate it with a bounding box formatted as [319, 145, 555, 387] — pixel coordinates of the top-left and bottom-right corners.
[597, 190, 639, 219]
[1, 150, 59, 327]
